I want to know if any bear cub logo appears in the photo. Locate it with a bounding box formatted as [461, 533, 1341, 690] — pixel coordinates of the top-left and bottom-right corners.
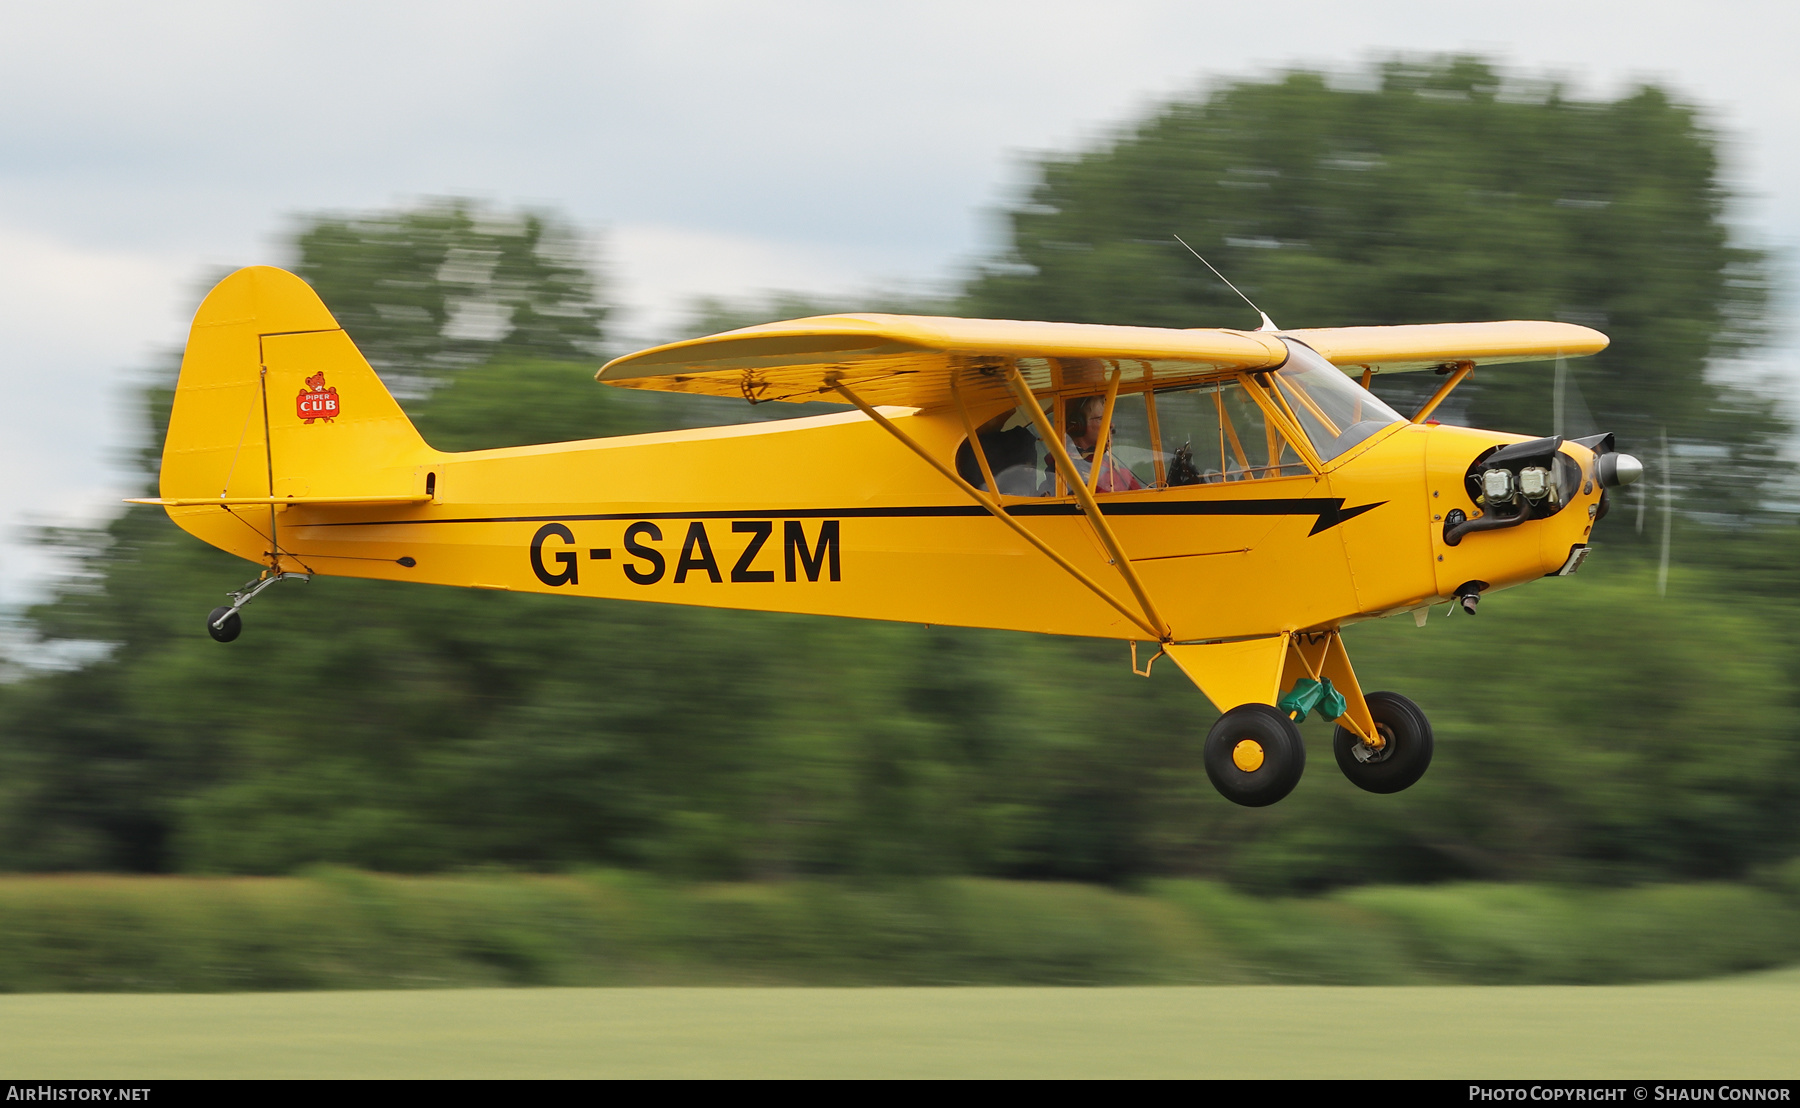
[297, 372, 340, 424]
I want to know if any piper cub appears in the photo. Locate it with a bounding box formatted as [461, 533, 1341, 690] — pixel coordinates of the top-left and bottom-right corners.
[137, 266, 1641, 807]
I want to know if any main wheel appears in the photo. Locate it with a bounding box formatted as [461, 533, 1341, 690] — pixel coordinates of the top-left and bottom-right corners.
[1333, 691, 1433, 794]
[206, 606, 242, 643]
[1204, 704, 1306, 807]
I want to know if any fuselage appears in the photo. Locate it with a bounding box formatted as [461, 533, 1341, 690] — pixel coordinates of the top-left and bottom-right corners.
[170, 402, 1603, 643]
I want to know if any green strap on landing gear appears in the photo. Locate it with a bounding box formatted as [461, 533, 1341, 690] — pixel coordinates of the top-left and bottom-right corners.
[1278, 677, 1347, 724]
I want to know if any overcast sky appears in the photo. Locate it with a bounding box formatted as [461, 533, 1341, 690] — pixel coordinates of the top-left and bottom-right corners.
[2, 0, 1797, 605]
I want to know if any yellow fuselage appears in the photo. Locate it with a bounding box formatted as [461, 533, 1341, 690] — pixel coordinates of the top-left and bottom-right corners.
[171, 403, 1599, 644]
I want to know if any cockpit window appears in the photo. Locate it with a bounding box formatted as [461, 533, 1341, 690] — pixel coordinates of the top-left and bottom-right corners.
[956, 374, 1314, 496]
[1151, 378, 1308, 484]
[1267, 338, 1405, 462]
[957, 408, 1054, 496]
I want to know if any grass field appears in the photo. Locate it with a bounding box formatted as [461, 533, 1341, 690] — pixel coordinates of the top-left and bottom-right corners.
[4, 968, 1797, 1078]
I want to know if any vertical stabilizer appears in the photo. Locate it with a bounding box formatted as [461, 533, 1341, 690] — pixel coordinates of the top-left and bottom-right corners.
[152, 267, 437, 567]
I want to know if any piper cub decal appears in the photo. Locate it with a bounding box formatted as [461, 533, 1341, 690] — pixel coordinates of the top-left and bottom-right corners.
[296, 371, 339, 423]
[134, 267, 1642, 807]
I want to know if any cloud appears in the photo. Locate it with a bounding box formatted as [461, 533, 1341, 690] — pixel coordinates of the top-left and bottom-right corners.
[605, 223, 932, 345]
[0, 224, 188, 604]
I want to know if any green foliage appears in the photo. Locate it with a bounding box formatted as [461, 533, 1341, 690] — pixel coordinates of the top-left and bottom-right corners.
[291, 197, 607, 386]
[673, 289, 957, 343]
[963, 57, 1783, 519]
[414, 356, 683, 449]
[1336, 881, 1799, 984]
[0, 872, 1790, 992]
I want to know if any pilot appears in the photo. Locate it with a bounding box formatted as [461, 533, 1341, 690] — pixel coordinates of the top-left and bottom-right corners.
[1065, 396, 1145, 492]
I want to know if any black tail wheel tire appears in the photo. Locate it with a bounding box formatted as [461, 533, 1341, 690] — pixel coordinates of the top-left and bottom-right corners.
[1204, 703, 1306, 807]
[206, 606, 242, 643]
[1333, 691, 1433, 794]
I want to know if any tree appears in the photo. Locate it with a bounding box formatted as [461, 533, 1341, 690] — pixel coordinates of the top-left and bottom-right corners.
[291, 198, 607, 390]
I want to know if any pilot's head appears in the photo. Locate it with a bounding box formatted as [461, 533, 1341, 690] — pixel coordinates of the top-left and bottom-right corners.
[1068, 396, 1106, 450]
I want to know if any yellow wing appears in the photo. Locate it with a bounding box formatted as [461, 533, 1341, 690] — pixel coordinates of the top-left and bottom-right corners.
[596, 314, 1609, 407]
[598, 314, 1288, 408]
[1282, 320, 1608, 374]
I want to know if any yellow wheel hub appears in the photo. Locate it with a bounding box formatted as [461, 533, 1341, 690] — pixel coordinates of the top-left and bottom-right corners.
[1232, 739, 1266, 772]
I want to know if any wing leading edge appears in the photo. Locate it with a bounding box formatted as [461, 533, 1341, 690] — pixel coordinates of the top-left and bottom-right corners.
[1281, 320, 1608, 375]
[597, 314, 1608, 409]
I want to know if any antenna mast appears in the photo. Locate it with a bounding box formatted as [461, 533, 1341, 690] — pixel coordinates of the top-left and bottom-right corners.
[1173, 234, 1278, 332]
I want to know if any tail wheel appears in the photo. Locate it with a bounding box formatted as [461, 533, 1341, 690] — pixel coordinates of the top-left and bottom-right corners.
[1204, 704, 1306, 807]
[1333, 691, 1433, 794]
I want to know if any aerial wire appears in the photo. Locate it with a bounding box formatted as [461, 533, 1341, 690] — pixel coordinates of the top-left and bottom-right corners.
[1172, 234, 1278, 331]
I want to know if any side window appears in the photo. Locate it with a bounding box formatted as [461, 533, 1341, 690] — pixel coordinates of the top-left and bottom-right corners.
[1149, 379, 1309, 485]
[1065, 392, 1153, 492]
[957, 409, 1053, 496]
[1096, 393, 1158, 489]
[956, 375, 1309, 497]
[958, 394, 1157, 497]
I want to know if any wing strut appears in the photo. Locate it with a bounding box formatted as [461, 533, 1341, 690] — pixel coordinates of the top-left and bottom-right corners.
[831, 381, 1167, 641]
[1001, 364, 1172, 641]
[1410, 361, 1473, 423]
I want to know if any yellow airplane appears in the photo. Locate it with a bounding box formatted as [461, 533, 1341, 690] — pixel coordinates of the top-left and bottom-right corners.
[135, 266, 1641, 807]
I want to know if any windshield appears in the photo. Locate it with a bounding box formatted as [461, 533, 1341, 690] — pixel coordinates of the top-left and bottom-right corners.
[1268, 338, 1405, 462]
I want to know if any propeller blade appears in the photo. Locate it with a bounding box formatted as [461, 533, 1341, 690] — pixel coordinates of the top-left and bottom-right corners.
[1552, 353, 1600, 440]
[1554, 355, 1563, 437]
[1658, 428, 1673, 597]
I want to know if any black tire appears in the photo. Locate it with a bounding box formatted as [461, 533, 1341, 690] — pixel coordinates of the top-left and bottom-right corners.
[1204, 704, 1306, 807]
[1333, 691, 1433, 794]
[206, 606, 242, 643]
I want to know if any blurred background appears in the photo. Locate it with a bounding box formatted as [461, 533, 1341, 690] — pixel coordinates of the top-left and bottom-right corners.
[1, 1, 1799, 988]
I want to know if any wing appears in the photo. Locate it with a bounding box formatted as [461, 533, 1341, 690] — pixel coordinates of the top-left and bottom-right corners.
[596, 314, 1610, 408]
[597, 314, 1288, 408]
[1282, 320, 1609, 374]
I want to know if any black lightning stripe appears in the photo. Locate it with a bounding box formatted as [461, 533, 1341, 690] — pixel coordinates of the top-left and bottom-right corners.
[306, 498, 1385, 536]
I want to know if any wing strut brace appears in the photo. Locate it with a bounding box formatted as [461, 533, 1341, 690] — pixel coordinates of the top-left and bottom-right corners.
[831, 380, 1168, 642]
[1000, 363, 1172, 641]
[1411, 361, 1473, 424]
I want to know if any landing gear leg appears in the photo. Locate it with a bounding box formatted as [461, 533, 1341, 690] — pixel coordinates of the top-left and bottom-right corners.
[206, 571, 309, 643]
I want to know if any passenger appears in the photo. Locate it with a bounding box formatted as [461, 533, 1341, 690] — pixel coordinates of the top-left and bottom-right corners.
[955, 395, 1146, 496]
[1065, 396, 1146, 492]
[958, 409, 1054, 496]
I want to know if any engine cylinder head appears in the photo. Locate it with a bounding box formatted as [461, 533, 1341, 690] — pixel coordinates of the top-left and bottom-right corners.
[1480, 467, 1517, 504]
[1519, 465, 1553, 500]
